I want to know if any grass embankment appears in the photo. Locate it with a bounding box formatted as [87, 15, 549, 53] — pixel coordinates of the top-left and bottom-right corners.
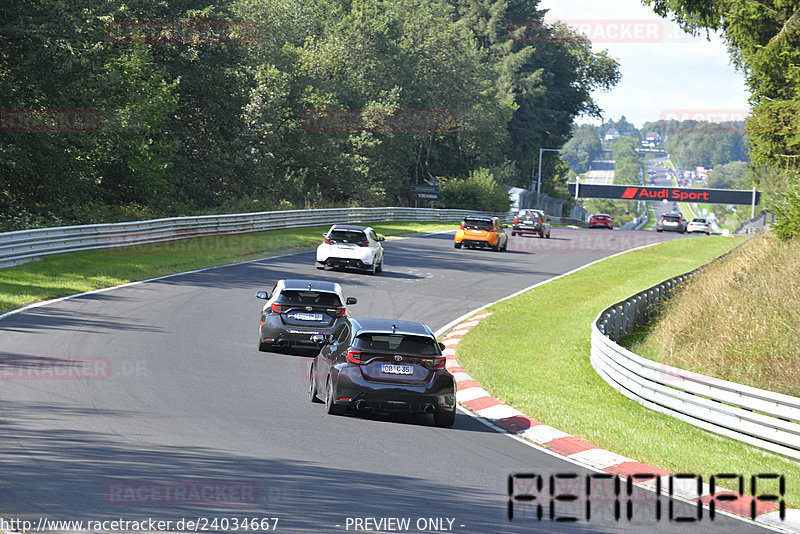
[625, 232, 800, 398]
[455, 236, 800, 507]
[0, 221, 455, 315]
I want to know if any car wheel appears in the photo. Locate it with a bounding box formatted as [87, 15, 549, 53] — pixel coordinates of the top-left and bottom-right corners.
[325, 377, 345, 415]
[657, 229, 662, 232]
[511, 231, 517, 236]
[454, 242, 462, 249]
[706, 231, 710, 235]
[316, 263, 326, 270]
[309, 363, 322, 403]
[258, 336, 271, 352]
[433, 408, 456, 428]
[546, 231, 551, 239]
[376, 258, 383, 272]
[500, 239, 507, 252]
[491, 243, 500, 252]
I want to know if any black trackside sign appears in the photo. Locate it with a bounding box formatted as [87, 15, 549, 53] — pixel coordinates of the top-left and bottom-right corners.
[568, 183, 761, 205]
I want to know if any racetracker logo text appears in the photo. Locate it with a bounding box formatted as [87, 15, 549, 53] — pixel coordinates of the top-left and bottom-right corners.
[104, 481, 259, 505]
[1, 108, 103, 132]
[300, 108, 457, 133]
[104, 20, 258, 45]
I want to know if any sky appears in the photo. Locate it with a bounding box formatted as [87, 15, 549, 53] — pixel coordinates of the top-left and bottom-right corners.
[536, 0, 751, 129]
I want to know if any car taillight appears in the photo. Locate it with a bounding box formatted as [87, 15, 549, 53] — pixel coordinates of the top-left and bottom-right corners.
[271, 303, 283, 313]
[334, 307, 346, 317]
[424, 356, 446, 370]
[459, 222, 465, 229]
[538, 219, 543, 224]
[346, 349, 362, 364]
[513, 217, 518, 224]
[360, 241, 369, 247]
[323, 237, 331, 244]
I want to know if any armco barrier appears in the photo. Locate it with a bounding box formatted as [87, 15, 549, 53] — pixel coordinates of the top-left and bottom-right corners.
[0, 207, 508, 268]
[590, 256, 800, 460]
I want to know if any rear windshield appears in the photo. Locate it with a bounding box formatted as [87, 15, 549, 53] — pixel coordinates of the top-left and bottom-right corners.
[692, 218, 706, 223]
[463, 218, 494, 230]
[328, 229, 366, 243]
[354, 334, 438, 355]
[519, 211, 543, 219]
[663, 215, 681, 221]
[278, 290, 341, 306]
[594, 215, 608, 219]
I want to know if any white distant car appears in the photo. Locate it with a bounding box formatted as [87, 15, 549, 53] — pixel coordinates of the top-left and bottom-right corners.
[316, 225, 385, 274]
[687, 218, 711, 235]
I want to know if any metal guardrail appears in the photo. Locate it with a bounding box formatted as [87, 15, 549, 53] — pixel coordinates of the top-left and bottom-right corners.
[590, 256, 800, 460]
[0, 207, 508, 268]
[734, 210, 775, 235]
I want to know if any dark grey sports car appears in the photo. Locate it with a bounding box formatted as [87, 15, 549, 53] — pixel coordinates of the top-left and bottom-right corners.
[256, 279, 357, 352]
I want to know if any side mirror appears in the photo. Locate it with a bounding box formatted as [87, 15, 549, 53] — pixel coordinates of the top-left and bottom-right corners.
[502, 224, 510, 228]
[311, 334, 327, 345]
[346, 296, 358, 305]
[438, 342, 446, 352]
[256, 291, 269, 300]
[377, 235, 385, 242]
[322, 233, 328, 238]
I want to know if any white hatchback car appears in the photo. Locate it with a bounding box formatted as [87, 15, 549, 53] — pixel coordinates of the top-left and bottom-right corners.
[687, 217, 711, 235]
[316, 225, 385, 274]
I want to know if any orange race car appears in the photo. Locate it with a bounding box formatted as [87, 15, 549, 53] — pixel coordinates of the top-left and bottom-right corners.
[454, 215, 508, 251]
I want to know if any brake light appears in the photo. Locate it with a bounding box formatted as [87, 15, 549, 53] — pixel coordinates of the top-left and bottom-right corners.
[538, 219, 543, 224]
[513, 217, 518, 224]
[346, 349, 362, 364]
[334, 307, 346, 317]
[323, 237, 331, 244]
[271, 303, 283, 313]
[360, 241, 369, 247]
[459, 222, 465, 229]
[432, 356, 446, 370]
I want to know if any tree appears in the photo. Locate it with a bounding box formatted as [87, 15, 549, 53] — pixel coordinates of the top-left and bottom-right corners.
[562, 127, 602, 174]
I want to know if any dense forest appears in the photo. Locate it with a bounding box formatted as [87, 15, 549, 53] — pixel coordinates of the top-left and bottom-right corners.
[0, 0, 620, 229]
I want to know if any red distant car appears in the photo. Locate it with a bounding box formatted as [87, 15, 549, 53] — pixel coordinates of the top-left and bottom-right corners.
[588, 213, 613, 229]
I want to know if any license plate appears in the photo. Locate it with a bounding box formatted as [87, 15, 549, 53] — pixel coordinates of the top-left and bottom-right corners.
[665, 222, 677, 226]
[293, 313, 323, 321]
[468, 230, 483, 234]
[380, 363, 413, 375]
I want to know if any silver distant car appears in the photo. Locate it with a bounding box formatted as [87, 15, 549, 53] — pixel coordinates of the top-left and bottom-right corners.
[687, 217, 711, 235]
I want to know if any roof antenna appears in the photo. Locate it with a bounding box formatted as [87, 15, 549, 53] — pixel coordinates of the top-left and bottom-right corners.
[308, 283, 312, 290]
[392, 323, 396, 333]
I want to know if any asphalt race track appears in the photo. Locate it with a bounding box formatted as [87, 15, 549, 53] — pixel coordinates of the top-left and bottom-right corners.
[0, 228, 768, 533]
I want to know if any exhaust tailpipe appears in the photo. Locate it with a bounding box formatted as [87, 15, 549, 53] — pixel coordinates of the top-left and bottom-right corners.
[423, 404, 435, 415]
[354, 400, 366, 411]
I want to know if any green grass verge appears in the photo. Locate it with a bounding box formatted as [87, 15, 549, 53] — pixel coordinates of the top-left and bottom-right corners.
[455, 236, 800, 507]
[0, 220, 457, 315]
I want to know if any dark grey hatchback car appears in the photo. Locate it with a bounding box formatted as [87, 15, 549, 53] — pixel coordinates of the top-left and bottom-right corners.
[308, 318, 457, 427]
[256, 279, 357, 352]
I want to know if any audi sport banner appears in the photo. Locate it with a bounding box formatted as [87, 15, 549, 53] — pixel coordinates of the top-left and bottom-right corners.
[568, 183, 760, 205]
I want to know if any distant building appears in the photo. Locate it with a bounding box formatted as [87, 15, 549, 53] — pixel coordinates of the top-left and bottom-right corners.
[645, 132, 662, 142]
[604, 128, 620, 141]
